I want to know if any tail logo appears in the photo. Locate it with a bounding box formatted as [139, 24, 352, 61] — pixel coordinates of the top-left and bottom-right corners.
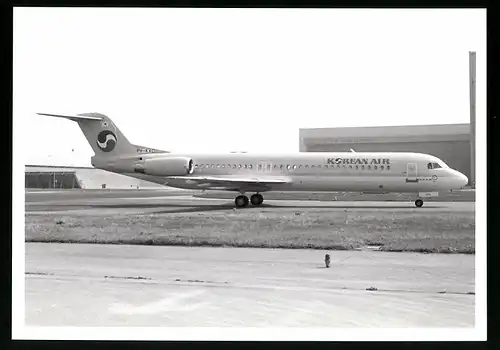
[97, 130, 117, 152]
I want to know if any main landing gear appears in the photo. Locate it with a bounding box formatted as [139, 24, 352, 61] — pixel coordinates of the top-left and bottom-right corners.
[235, 193, 264, 208]
[414, 199, 424, 208]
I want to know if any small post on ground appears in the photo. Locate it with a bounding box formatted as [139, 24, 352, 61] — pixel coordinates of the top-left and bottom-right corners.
[325, 253, 331, 268]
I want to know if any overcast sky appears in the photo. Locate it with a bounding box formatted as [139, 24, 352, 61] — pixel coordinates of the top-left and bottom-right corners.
[14, 8, 486, 166]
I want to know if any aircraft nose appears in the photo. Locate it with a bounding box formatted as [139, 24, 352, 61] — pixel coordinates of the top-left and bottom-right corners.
[457, 172, 468, 188]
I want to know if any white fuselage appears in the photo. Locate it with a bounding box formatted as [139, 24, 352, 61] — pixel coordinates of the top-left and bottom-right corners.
[95, 151, 468, 194]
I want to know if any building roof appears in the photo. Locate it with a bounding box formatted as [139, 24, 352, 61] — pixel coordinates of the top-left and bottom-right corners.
[300, 123, 469, 138]
[26, 171, 76, 175]
[300, 123, 470, 146]
[26, 164, 95, 170]
[25, 165, 96, 174]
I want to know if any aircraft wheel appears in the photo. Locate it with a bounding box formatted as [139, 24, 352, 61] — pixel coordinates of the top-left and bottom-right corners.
[415, 199, 424, 208]
[257, 194, 264, 205]
[250, 194, 264, 206]
[235, 195, 249, 208]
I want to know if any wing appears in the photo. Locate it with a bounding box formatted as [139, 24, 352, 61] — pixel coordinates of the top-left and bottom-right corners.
[164, 175, 291, 192]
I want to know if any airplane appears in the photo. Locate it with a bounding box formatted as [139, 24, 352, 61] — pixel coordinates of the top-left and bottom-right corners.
[37, 112, 469, 208]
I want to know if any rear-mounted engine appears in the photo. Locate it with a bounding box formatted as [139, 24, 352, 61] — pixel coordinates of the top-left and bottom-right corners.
[134, 157, 194, 176]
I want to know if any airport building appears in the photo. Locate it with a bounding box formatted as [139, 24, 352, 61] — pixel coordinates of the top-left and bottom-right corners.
[25, 165, 164, 189]
[299, 123, 475, 187]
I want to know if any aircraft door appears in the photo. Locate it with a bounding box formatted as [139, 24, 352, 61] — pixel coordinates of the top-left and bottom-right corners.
[257, 161, 273, 173]
[406, 163, 418, 183]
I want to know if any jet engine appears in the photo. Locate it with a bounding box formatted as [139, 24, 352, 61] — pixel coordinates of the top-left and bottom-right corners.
[134, 157, 194, 176]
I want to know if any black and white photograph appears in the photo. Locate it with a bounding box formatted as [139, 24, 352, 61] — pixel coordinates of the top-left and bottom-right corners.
[12, 7, 486, 341]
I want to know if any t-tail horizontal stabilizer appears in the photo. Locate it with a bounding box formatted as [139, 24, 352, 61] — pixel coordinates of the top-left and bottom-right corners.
[37, 113, 103, 122]
[38, 112, 137, 158]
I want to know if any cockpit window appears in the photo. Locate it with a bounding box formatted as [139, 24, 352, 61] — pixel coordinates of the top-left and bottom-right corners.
[427, 162, 442, 169]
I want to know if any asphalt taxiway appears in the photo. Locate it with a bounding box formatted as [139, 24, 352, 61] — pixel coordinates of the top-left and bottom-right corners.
[25, 242, 474, 327]
[24, 190, 476, 327]
[25, 188, 474, 215]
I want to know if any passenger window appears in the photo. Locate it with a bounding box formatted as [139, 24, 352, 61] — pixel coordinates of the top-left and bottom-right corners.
[287, 165, 291, 170]
[238, 164, 242, 168]
[355, 165, 359, 170]
[221, 165, 225, 168]
[293, 165, 297, 169]
[368, 165, 371, 170]
[349, 165, 352, 169]
[374, 165, 377, 170]
[233, 164, 236, 169]
[361, 165, 365, 170]
[387, 166, 391, 170]
[380, 165, 384, 170]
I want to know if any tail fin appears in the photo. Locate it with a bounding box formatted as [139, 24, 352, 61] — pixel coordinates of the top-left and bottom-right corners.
[38, 112, 137, 158]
